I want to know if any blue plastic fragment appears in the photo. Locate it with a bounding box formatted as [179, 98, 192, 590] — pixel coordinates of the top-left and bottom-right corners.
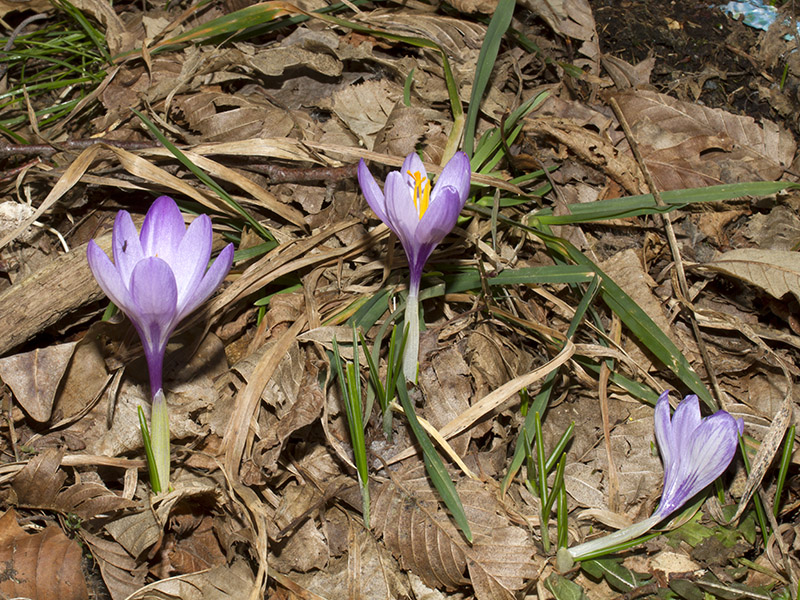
[720, 0, 800, 39]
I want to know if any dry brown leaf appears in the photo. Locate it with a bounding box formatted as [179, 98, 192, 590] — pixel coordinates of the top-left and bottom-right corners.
[367, 11, 486, 59]
[446, 0, 499, 14]
[55, 482, 138, 520]
[524, 116, 646, 195]
[269, 481, 330, 573]
[0, 508, 89, 600]
[564, 462, 606, 509]
[81, 531, 147, 600]
[331, 79, 401, 150]
[0, 0, 51, 17]
[125, 558, 256, 600]
[705, 249, 800, 303]
[251, 354, 324, 475]
[419, 347, 473, 456]
[612, 89, 796, 188]
[10, 448, 135, 518]
[602, 55, 655, 90]
[166, 515, 227, 574]
[68, 0, 137, 55]
[0, 341, 77, 422]
[601, 248, 697, 362]
[11, 448, 67, 508]
[104, 509, 161, 559]
[291, 516, 411, 600]
[247, 44, 343, 78]
[223, 318, 306, 478]
[363, 11, 487, 97]
[371, 467, 540, 598]
[52, 330, 110, 425]
[0, 143, 102, 249]
[518, 0, 599, 69]
[373, 102, 428, 157]
[175, 91, 294, 143]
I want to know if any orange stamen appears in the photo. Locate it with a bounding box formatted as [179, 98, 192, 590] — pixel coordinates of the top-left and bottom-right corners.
[407, 170, 431, 219]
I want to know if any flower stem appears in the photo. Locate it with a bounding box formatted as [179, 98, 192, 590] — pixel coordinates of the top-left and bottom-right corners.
[561, 513, 663, 567]
[403, 288, 420, 383]
[150, 388, 170, 493]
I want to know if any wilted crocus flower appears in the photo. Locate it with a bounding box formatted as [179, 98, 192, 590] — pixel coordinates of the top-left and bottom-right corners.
[559, 391, 743, 566]
[88, 196, 234, 492]
[358, 152, 471, 380]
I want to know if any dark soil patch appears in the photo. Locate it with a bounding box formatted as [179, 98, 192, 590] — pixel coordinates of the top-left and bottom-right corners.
[591, 0, 799, 132]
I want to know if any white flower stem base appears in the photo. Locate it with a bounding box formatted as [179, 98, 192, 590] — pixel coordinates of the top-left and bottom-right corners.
[403, 290, 420, 383]
[558, 513, 663, 570]
[151, 389, 171, 493]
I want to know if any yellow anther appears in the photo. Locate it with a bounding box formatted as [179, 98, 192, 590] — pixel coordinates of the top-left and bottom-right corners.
[407, 170, 431, 219]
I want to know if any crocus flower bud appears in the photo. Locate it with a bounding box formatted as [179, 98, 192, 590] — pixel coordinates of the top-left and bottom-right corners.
[653, 391, 744, 519]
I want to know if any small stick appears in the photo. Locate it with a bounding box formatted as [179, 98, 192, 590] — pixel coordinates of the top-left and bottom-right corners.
[0, 138, 158, 157]
[245, 162, 357, 184]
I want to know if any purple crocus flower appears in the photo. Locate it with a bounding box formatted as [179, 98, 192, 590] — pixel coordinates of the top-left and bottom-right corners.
[87, 196, 233, 493]
[358, 152, 471, 380]
[87, 196, 234, 396]
[561, 391, 743, 565]
[653, 391, 744, 518]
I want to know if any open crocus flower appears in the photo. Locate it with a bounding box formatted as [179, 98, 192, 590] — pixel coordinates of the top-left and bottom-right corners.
[87, 196, 234, 492]
[560, 391, 743, 566]
[358, 152, 471, 380]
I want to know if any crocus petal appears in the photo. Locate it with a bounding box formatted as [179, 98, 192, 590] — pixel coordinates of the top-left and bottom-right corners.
[139, 196, 186, 263]
[358, 160, 389, 224]
[671, 395, 702, 449]
[653, 391, 675, 467]
[384, 171, 421, 252]
[431, 151, 471, 206]
[176, 243, 234, 321]
[128, 257, 179, 353]
[112, 210, 144, 286]
[683, 412, 741, 489]
[401, 152, 427, 190]
[87, 240, 134, 314]
[171, 214, 213, 306]
[416, 185, 464, 248]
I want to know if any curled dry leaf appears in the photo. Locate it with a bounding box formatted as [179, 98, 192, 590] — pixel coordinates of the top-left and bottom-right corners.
[371, 465, 540, 599]
[290, 519, 411, 600]
[0, 508, 89, 600]
[12, 448, 67, 508]
[174, 91, 294, 143]
[0, 341, 77, 422]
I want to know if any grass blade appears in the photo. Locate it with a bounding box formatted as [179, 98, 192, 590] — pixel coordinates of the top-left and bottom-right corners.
[463, 0, 516, 156]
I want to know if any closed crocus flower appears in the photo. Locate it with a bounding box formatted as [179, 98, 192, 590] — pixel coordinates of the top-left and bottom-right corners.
[358, 152, 471, 380]
[87, 196, 233, 492]
[560, 391, 743, 565]
[653, 391, 744, 518]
